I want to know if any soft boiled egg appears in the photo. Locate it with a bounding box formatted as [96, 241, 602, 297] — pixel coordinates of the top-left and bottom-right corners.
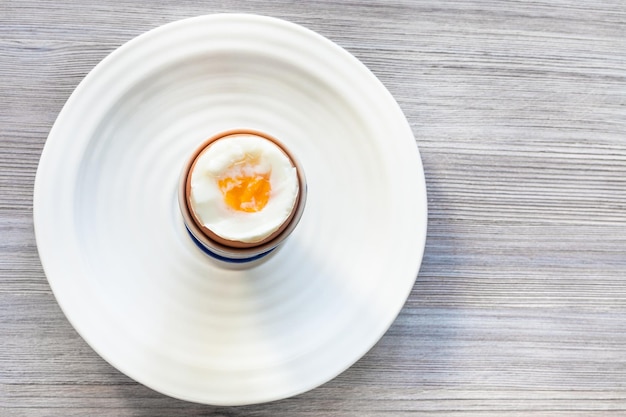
[187, 133, 300, 245]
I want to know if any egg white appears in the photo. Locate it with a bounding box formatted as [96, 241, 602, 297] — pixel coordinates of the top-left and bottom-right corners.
[189, 134, 299, 243]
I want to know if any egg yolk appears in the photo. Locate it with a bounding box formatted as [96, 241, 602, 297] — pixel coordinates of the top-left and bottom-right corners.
[217, 160, 271, 213]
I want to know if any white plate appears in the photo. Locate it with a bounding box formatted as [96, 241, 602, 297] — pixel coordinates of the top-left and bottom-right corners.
[34, 14, 427, 405]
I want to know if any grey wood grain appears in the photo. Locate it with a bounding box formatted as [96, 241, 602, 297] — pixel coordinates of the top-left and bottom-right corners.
[2, 0, 626, 415]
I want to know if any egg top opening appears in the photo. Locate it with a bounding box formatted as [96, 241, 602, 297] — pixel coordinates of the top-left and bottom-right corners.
[187, 133, 300, 245]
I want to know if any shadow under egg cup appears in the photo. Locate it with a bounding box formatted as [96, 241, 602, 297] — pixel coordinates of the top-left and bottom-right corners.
[178, 129, 307, 263]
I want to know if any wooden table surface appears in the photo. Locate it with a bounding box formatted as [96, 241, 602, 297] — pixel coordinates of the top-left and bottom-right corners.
[2, 1, 626, 415]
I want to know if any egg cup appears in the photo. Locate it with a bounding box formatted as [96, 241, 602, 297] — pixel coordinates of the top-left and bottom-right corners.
[179, 129, 307, 263]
